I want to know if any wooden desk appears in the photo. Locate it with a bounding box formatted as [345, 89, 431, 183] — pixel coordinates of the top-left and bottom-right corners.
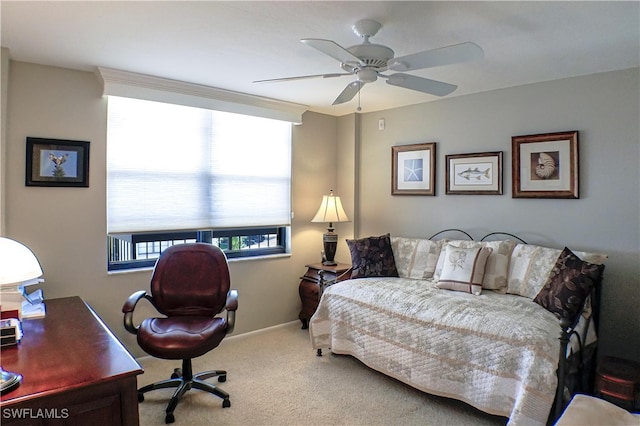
[0, 297, 143, 425]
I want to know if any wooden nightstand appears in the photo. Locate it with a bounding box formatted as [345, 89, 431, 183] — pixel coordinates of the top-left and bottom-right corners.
[298, 262, 351, 329]
[595, 356, 640, 411]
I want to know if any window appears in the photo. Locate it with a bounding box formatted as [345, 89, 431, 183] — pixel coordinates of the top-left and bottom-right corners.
[106, 97, 291, 271]
[107, 227, 286, 271]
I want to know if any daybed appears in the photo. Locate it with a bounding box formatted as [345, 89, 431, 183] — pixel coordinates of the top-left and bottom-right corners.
[309, 230, 606, 426]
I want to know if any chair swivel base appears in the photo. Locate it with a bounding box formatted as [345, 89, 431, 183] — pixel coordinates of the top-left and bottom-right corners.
[138, 358, 230, 424]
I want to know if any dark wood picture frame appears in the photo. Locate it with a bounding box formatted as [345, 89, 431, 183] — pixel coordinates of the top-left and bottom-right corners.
[392, 142, 436, 196]
[512, 131, 578, 199]
[26, 137, 90, 187]
[445, 151, 503, 195]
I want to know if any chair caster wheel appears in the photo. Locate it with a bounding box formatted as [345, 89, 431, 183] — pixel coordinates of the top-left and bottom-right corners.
[138, 393, 144, 402]
[171, 368, 182, 379]
[165, 413, 175, 424]
[218, 375, 227, 383]
[222, 398, 231, 408]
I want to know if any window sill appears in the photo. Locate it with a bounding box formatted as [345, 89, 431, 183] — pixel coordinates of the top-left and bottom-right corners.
[228, 252, 291, 263]
[107, 252, 292, 275]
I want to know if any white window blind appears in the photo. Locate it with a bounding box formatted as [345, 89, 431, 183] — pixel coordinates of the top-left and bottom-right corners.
[107, 96, 292, 234]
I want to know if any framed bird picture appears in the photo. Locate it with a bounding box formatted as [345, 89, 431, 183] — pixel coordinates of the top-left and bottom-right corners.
[26, 137, 90, 187]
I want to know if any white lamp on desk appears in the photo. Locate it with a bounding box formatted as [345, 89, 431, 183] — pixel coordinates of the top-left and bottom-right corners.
[0, 237, 43, 286]
[0, 237, 44, 394]
[0, 237, 45, 319]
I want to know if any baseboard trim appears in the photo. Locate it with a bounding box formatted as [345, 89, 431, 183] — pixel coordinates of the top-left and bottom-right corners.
[226, 320, 300, 341]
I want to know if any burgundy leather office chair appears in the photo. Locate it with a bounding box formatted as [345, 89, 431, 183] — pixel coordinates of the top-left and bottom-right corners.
[122, 243, 238, 424]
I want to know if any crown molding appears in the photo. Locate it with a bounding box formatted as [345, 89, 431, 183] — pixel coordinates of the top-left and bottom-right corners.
[96, 67, 307, 124]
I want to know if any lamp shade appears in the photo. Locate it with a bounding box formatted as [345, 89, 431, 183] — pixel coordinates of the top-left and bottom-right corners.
[0, 237, 43, 286]
[311, 190, 350, 224]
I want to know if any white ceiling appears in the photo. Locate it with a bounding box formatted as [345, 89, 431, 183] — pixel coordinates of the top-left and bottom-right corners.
[1, 1, 639, 117]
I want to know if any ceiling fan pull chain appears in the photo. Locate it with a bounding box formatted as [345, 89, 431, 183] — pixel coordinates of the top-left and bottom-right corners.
[357, 89, 362, 112]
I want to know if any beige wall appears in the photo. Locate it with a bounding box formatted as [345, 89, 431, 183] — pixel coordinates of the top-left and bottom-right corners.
[4, 61, 337, 357]
[349, 68, 640, 361]
[4, 60, 639, 362]
[335, 114, 358, 246]
[1, 47, 10, 233]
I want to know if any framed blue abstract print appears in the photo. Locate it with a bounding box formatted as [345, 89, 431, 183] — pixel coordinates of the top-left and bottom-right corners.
[392, 142, 436, 196]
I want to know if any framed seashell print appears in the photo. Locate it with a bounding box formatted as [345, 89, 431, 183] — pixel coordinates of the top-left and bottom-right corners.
[512, 131, 579, 199]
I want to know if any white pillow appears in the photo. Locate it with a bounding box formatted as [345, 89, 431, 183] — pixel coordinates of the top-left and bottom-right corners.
[435, 245, 493, 295]
[391, 236, 443, 279]
[433, 240, 516, 292]
[433, 240, 467, 280]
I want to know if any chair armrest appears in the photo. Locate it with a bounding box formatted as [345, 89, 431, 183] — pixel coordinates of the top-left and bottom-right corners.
[122, 290, 155, 335]
[226, 289, 238, 334]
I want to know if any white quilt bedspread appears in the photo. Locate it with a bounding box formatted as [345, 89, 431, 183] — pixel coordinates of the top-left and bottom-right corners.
[309, 277, 562, 425]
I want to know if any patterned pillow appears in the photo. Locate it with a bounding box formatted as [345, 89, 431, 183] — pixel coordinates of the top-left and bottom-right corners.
[390, 237, 443, 280]
[533, 247, 605, 324]
[346, 234, 399, 279]
[507, 244, 607, 299]
[433, 240, 516, 292]
[433, 239, 466, 280]
[435, 245, 493, 295]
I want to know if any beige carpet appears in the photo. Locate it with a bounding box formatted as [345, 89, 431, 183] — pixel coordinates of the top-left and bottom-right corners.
[137, 321, 507, 426]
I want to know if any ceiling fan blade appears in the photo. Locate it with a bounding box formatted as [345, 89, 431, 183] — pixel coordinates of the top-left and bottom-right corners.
[385, 73, 457, 97]
[253, 73, 350, 83]
[388, 42, 484, 72]
[301, 38, 362, 65]
[332, 81, 364, 105]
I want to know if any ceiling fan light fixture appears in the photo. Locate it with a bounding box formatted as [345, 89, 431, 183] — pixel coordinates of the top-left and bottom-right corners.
[356, 69, 378, 83]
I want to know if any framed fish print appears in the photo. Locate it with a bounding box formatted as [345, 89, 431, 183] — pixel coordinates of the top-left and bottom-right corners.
[446, 151, 503, 195]
[512, 131, 578, 199]
[392, 142, 436, 196]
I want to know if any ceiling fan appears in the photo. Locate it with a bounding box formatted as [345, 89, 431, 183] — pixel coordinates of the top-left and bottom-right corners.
[254, 19, 484, 107]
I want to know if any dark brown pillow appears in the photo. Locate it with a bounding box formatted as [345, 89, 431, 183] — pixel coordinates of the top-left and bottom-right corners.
[346, 234, 399, 279]
[534, 247, 604, 324]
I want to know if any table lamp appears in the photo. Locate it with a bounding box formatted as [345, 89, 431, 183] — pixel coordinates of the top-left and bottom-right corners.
[0, 237, 44, 394]
[311, 190, 350, 266]
[0, 237, 44, 318]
